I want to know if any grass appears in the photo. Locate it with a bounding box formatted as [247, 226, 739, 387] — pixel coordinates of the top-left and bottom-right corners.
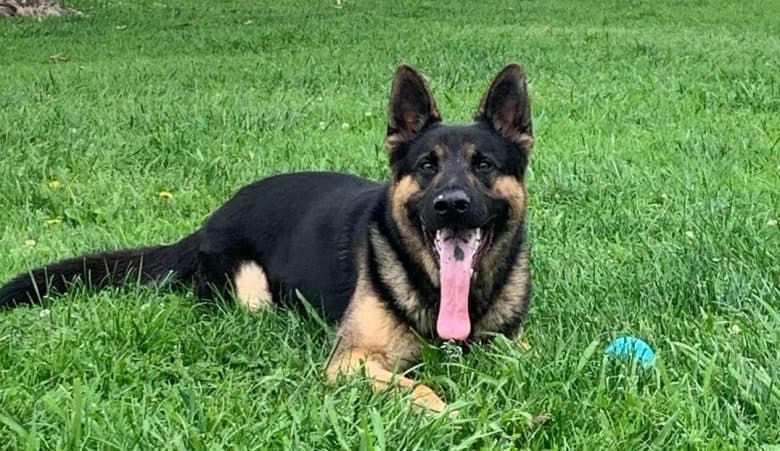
[0, 0, 778, 448]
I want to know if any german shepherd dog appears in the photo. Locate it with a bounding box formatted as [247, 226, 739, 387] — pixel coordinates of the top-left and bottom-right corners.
[0, 64, 534, 413]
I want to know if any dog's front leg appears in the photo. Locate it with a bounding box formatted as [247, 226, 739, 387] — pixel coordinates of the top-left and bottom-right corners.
[325, 344, 447, 413]
[328, 273, 448, 413]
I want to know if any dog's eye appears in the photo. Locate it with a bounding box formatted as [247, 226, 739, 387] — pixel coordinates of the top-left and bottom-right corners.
[419, 160, 436, 173]
[477, 160, 493, 172]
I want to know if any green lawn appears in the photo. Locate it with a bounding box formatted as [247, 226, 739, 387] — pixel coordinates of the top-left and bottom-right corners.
[1, 0, 778, 448]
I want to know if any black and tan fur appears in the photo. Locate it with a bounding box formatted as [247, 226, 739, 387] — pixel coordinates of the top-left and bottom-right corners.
[0, 64, 535, 413]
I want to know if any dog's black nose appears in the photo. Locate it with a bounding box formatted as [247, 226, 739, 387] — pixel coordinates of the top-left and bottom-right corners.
[433, 190, 471, 216]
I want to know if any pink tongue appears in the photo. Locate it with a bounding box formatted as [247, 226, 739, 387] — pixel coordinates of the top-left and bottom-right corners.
[435, 229, 479, 341]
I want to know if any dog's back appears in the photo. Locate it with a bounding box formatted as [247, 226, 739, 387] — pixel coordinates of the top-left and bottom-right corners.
[196, 171, 385, 320]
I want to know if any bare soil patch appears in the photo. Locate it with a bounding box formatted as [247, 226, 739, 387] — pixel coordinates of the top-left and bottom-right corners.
[0, 0, 84, 17]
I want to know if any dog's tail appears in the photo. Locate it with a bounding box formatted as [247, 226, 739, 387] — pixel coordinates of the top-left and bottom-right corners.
[0, 232, 201, 308]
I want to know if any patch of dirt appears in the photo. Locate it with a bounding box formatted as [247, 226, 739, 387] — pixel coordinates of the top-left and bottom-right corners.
[0, 0, 84, 17]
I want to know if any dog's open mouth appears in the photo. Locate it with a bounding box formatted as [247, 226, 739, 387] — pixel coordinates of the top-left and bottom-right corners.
[423, 227, 493, 268]
[422, 226, 493, 342]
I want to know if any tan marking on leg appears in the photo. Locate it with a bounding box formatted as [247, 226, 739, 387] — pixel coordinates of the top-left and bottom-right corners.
[326, 265, 448, 414]
[326, 347, 447, 414]
[337, 272, 421, 370]
[233, 261, 271, 312]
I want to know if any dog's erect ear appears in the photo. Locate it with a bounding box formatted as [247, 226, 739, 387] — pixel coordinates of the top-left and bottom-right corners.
[475, 64, 534, 154]
[385, 65, 442, 154]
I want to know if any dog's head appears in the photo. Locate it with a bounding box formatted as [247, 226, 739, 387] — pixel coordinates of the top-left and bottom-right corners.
[386, 64, 534, 341]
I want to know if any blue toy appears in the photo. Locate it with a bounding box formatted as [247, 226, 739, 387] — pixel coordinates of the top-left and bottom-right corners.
[604, 336, 655, 368]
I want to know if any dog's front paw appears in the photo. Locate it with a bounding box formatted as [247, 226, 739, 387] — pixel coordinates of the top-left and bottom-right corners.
[410, 384, 459, 417]
[410, 384, 446, 412]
